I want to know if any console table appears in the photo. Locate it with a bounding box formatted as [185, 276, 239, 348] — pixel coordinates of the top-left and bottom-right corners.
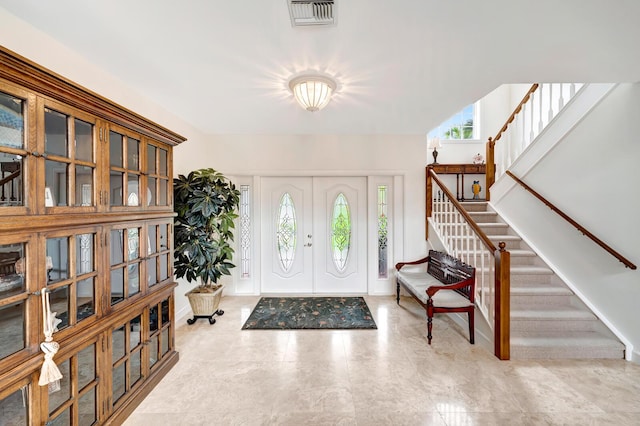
[428, 163, 486, 201]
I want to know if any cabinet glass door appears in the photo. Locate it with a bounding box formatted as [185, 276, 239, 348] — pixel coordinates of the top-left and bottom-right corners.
[109, 225, 141, 306]
[146, 221, 172, 289]
[108, 127, 141, 208]
[43, 103, 97, 211]
[0, 235, 33, 367]
[0, 86, 29, 212]
[0, 379, 31, 425]
[148, 297, 173, 371]
[111, 315, 143, 409]
[45, 229, 98, 335]
[145, 142, 170, 207]
[46, 341, 98, 426]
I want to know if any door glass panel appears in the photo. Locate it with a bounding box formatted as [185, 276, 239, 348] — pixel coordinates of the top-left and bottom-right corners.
[49, 285, 70, 329]
[331, 193, 351, 272]
[112, 362, 126, 403]
[78, 389, 96, 426]
[159, 225, 168, 250]
[158, 148, 167, 176]
[110, 268, 124, 305]
[149, 335, 158, 367]
[77, 278, 94, 321]
[0, 153, 23, 207]
[128, 264, 139, 295]
[0, 386, 28, 424]
[161, 328, 169, 355]
[127, 174, 139, 206]
[276, 192, 296, 272]
[77, 344, 95, 390]
[0, 301, 25, 358]
[0, 91, 24, 148]
[75, 166, 93, 206]
[110, 171, 123, 206]
[147, 258, 157, 286]
[45, 160, 68, 207]
[47, 237, 69, 283]
[110, 230, 124, 265]
[46, 238, 68, 283]
[130, 315, 141, 349]
[127, 137, 139, 170]
[109, 131, 123, 167]
[48, 408, 70, 426]
[76, 234, 94, 275]
[112, 325, 125, 363]
[378, 185, 388, 278]
[131, 350, 142, 385]
[128, 229, 139, 261]
[161, 299, 170, 325]
[44, 109, 67, 157]
[74, 118, 93, 162]
[159, 254, 168, 281]
[48, 358, 71, 414]
[147, 145, 156, 173]
[158, 179, 167, 205]
[147, 177, 156, 206]
[150, 305, 158, 332]
[0, 242, 25, 297]
[148, 226, 157, 254]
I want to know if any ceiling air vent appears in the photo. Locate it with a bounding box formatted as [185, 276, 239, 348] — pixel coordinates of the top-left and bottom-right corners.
[288, 0, 335, 26]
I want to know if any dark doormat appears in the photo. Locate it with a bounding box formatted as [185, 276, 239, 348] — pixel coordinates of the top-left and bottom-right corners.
[241, 296, 377, 330]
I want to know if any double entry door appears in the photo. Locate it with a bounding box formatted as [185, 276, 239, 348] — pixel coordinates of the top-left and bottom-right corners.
[261, 177, 367, 294]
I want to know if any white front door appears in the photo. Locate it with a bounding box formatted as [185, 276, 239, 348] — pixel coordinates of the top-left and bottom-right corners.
[260, 176, 367, 294]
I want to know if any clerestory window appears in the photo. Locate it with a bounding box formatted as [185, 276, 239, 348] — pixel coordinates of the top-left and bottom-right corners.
[428, 103, 479, 141]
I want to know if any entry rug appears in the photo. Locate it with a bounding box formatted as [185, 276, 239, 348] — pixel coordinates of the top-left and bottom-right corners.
[242, 297, 377, 330]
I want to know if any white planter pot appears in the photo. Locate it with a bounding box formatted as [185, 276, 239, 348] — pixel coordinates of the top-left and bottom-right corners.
[185, 284, 225, 325]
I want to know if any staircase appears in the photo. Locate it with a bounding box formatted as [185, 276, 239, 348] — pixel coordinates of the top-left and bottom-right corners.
[462, 201, 625, 359]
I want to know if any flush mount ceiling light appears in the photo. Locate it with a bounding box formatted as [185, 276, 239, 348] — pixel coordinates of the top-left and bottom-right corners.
[288, 74, 337, 112]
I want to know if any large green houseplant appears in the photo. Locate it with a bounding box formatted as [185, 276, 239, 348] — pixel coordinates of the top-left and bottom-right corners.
[174, 168, 240, 324]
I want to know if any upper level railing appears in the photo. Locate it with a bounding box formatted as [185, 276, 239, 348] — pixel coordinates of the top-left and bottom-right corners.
[486, 83, 583, 200]
[427, 167, 511, 359]
[506, 170, 636, 270]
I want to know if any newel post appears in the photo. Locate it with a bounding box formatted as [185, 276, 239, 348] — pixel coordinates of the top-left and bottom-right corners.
[486, 137, 495, 201]
[495, 241, 510, 360]
[426, 166, 433, 239]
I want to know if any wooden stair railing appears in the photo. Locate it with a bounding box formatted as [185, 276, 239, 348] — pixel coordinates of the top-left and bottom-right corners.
[0, 168, 20, 202]
[486, 84, 539, 201]
[506, 170, 636, 270]
[427, 167, 511, 359]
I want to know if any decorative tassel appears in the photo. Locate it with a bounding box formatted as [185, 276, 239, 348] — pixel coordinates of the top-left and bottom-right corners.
[38, 290, 62, 391]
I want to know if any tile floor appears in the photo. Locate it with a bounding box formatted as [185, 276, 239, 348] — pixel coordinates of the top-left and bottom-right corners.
[124, 296, 640, 425]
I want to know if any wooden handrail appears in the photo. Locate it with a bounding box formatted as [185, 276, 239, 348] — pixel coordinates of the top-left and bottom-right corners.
[0, 169, 20, 187]
[428, 167, 497, 252]
[506, 170, 637, 270]
[492, 84, 539, 143]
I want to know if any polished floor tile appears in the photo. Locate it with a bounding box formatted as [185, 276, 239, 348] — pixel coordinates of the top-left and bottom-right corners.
[124, 296, 640, 426]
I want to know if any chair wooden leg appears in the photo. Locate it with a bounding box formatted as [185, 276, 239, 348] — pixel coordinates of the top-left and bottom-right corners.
[427, 315, 433, 344]
[396, 282, 400, 304]
[468, 310, 475, 344]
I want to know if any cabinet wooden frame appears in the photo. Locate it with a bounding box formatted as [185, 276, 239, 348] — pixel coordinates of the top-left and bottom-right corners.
[0, 45, 185, 425]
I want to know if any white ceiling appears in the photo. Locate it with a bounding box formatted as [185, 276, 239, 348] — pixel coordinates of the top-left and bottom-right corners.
[1, 0, 639, 136]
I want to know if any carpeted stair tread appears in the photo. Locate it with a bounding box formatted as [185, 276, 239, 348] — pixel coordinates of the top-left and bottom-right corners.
[510, 331, 625, 359]
[511, 306, 596, 320]
[511, 286, 573, 296]
[510, 265, 554, 275]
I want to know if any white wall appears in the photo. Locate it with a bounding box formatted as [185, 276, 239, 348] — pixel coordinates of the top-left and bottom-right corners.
[172, 134, 428, 309]
[491, 83, 640, 361]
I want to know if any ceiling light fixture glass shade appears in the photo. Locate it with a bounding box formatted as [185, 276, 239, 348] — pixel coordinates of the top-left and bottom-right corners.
[288, 75, 337, 112]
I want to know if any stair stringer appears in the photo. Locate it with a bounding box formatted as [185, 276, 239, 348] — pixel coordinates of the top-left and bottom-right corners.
[488, 201, 631, 360]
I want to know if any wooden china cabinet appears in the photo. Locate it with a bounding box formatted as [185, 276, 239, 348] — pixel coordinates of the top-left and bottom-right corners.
[0, 46, 184, 425]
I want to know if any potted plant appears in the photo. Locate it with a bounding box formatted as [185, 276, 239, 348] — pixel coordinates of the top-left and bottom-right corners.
[174, 168, 240, 324]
